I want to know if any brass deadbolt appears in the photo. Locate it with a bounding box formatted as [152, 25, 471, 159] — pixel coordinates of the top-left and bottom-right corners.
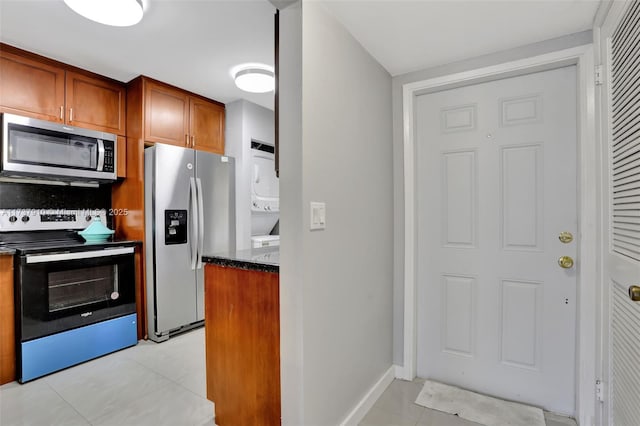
[559, 232, 573, 244]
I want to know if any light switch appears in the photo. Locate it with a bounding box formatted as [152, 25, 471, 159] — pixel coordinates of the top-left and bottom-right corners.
[310, 202, 326, 231]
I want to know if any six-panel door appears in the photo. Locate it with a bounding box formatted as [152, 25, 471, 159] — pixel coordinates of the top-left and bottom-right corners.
[416, 66, 578, 415]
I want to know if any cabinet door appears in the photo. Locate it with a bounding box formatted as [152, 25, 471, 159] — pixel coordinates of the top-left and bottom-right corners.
[190, 98, 225, 154]
[204, 264, 280, 425]
[0, 255, 15, 385]
[144, 80, 189, 146]
[65, 71, 126, 135]
[117, 136, 127, 178]
[0, 50, 65, 122]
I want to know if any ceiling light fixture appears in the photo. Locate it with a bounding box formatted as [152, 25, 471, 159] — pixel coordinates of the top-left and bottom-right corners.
[64, 0, 144, 27]
[233, 65, 275, 94]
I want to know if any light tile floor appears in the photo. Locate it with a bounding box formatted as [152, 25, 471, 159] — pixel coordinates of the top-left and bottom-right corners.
[0, 330, 581, 426]
[0, 328, 214, 426]
[359, 378, 578, 426]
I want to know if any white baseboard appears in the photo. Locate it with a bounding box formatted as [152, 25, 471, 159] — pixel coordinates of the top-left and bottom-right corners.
[340, 365, 398, 426]
[394, 364, 412, 380]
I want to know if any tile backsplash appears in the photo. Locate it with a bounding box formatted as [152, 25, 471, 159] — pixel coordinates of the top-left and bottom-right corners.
[0, 181, 111, 210]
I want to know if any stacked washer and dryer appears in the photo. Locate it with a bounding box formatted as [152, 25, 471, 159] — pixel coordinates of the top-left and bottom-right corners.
[250, 142, 279, 248]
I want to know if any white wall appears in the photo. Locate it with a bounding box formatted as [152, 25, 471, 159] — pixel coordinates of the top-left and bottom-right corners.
[279, 3, 304, 424]
[225, 99, 275, 250]
[279, 1, 394, 424]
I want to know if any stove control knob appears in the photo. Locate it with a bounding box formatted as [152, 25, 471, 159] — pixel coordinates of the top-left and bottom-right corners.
[21, 215, 30, 223]
[86, 216, 92, 222]
[8, 216, 17, 223]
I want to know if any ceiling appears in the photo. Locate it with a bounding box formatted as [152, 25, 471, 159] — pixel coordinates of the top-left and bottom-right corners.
[322, 0, 602, 76]
[0, 1, 602, 110]
[0, 0, 276, 110]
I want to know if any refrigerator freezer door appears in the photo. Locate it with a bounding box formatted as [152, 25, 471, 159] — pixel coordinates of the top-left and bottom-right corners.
[148, 144, 198, 336]
[195, 152, 236, 320]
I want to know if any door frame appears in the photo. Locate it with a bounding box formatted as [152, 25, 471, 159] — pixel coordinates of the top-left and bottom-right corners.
[400, 44, 598, 424]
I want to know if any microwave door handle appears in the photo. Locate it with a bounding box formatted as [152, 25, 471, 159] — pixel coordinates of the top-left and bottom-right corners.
[189, 177, 198, 270]
[196, 177, 205, 269]
[97, 139, 105, 171]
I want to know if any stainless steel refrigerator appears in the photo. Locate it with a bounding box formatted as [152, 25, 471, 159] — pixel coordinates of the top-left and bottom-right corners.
[144, 144, 235, 342]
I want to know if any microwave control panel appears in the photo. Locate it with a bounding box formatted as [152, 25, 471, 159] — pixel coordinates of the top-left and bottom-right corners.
[101, 140, 115, 173]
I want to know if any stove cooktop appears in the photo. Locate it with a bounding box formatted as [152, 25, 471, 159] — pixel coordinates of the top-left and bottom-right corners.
[0, 208, 135, 255]
[0, 230, 137, 255]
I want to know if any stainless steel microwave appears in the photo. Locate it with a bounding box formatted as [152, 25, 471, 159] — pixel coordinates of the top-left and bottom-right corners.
[1, 113, 117, 183]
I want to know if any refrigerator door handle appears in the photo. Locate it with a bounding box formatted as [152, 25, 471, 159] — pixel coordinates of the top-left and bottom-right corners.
[196, 177, 205, 269]
[189, 177, 198, 270]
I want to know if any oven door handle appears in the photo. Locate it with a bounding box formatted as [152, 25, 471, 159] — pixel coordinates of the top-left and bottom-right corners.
[25, 247, 134, 264]
[189, 177, 198, 271]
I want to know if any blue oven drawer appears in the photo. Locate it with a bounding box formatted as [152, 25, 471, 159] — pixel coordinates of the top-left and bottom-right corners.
[19, 313, 137, 383]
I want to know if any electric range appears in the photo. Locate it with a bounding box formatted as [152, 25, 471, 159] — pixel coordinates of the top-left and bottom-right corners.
[0, 208, 139, 383]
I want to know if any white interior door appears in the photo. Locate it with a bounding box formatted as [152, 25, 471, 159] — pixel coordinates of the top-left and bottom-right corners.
[600, 1, 640, 425]
[416, 66, 578, 415]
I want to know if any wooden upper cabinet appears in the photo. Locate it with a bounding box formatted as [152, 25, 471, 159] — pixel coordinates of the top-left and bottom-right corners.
[190, 98, 224, 154]
[0, 49, 65, 122]
[66, 71, 126, 135]
[128, 76, 225, 154]
[144, 80, 189, 146]
[116, 136, 127, 179]
[0, 44, 126, 135]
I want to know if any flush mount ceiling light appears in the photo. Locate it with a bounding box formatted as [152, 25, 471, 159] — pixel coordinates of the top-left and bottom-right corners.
[64, 0, 144, 27]
[233, 65, 275, 94]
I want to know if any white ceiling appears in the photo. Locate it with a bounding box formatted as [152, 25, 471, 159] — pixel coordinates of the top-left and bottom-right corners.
[0, 0, 276, 110]
[322, 0, 602, 76]
[0, 0, 602, 110]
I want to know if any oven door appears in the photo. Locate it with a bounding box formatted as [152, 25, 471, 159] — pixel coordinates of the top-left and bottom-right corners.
[16, 246, 136, 341]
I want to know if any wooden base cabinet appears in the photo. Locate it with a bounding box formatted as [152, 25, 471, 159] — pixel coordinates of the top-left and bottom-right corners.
[204, 264, 280, 426]
[0, 255, 15, 385]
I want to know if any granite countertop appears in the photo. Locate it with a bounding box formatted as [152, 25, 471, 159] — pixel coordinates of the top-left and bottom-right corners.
[202, 246, 279, 273]
[0, 247, 16, 255]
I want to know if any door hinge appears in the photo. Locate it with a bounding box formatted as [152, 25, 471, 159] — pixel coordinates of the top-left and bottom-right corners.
[595, 65, 604, 86]
[596, 379, 605, 402]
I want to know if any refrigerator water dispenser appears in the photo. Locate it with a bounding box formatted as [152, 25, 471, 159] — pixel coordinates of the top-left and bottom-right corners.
[164, 210, 187, 245]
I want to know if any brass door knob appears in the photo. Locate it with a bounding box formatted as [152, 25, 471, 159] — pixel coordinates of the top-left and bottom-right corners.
[629, 286, 640, 302]
[558, 256, 574, 269]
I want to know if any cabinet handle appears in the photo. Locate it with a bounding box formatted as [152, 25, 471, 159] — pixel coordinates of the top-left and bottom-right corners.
[191, 135, 195, 147]
[69, 108, 73, 122]
[185, 134, 189, 146]
[59, 106, 64, 120]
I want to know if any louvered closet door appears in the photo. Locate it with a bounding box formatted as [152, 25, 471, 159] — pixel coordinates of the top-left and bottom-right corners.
[601, 1, 640, 425]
